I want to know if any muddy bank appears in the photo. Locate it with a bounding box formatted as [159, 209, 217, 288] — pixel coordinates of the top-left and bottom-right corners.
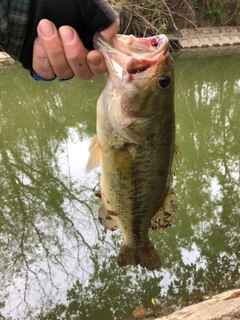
[0, 52, 14, 65]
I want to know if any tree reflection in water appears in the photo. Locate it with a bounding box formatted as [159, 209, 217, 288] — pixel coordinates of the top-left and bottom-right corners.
[0, 54, 239, 319]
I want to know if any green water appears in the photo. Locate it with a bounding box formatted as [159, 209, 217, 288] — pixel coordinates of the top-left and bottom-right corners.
[0, 52, 239, 320]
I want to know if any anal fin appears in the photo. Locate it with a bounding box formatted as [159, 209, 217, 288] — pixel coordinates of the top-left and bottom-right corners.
[98, 203, 119, 231]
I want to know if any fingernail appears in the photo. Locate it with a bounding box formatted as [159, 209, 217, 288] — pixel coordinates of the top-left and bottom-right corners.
[59, 27, 74, 45]
[39, 20, 55, 39]
[88, 55, 102, 67]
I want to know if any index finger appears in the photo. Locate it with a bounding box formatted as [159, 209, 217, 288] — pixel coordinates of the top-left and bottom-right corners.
[37, 19, 73, 79]
[58, 26, 94, 80]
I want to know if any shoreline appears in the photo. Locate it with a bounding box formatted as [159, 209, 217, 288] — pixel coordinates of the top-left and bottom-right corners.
[1, 26, 240, 66]
[154, 289, 240, 320]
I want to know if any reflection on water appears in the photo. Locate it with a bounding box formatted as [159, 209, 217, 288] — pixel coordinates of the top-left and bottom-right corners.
[0, 54, 239, 319]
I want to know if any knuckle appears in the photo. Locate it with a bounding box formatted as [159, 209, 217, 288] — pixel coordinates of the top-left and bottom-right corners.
[80, 73, 93, 80]
[36, 70, 55, 80]
[55, 67, 74, 79]
[76, 70, 93, 80]
[33, 61, 55, 80]
[48, 47, 64, 58]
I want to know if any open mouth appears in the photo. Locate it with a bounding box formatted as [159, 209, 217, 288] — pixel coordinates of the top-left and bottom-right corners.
[94, 33, 169, 78]
[94, 34, 169, 58]
[127, 34, 169, 54]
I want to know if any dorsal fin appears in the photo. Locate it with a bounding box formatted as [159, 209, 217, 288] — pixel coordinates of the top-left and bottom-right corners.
[151, 189, 179, 230]
[171, 144, 181, 176]
[169, 144, 181, 187]
[151, 145, 181, 230]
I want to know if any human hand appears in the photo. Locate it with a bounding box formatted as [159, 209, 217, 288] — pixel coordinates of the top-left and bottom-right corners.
[33, 17, 120, 81]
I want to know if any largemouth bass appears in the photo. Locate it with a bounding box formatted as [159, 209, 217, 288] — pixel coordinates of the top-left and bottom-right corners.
[86, 33, 180, 271]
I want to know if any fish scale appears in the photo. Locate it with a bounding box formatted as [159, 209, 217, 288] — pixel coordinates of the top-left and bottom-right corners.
[86, 33, 180, 271]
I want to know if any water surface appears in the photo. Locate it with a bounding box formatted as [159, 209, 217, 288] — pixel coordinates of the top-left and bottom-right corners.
[0, 52, 239, 319]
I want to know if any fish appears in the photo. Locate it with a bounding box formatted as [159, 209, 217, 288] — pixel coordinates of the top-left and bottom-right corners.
[86, 33, 180, 271]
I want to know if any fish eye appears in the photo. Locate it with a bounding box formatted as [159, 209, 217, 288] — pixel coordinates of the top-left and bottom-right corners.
[158, 75, 171, 88]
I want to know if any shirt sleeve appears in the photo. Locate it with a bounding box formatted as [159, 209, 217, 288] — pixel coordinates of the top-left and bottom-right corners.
[18, 0, 118, 72]
[0, 0, 30, 60]
[81, 0, 119, 32]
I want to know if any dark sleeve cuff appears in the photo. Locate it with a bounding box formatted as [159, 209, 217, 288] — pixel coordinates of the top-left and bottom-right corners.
[81, 0, 119, 33]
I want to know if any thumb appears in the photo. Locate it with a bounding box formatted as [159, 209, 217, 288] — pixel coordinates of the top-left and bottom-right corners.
[100, 18, 120, 43]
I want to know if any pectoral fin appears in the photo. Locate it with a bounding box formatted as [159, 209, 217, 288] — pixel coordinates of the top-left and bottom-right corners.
[85, 135, 101, 174]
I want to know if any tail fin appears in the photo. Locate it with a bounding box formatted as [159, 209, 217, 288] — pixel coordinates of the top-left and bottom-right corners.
[117, 240, 161, 271]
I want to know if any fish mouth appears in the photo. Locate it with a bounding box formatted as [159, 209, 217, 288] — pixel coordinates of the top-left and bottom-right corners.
[94, 33, 169, 76]
[94, 33, 169, 56]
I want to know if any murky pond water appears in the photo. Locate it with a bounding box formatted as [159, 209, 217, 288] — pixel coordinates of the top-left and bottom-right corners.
[0, 51, 239, 320]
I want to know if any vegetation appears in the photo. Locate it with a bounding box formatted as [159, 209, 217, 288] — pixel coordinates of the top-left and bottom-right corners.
[108, 0, 240, 36]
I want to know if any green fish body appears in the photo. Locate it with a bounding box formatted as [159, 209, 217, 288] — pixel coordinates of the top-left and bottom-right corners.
[86, 34, 180, 270]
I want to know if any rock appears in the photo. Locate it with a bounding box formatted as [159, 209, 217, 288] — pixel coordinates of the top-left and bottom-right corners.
[155, 289, 240, 320]
[0, 52, 15, 65]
